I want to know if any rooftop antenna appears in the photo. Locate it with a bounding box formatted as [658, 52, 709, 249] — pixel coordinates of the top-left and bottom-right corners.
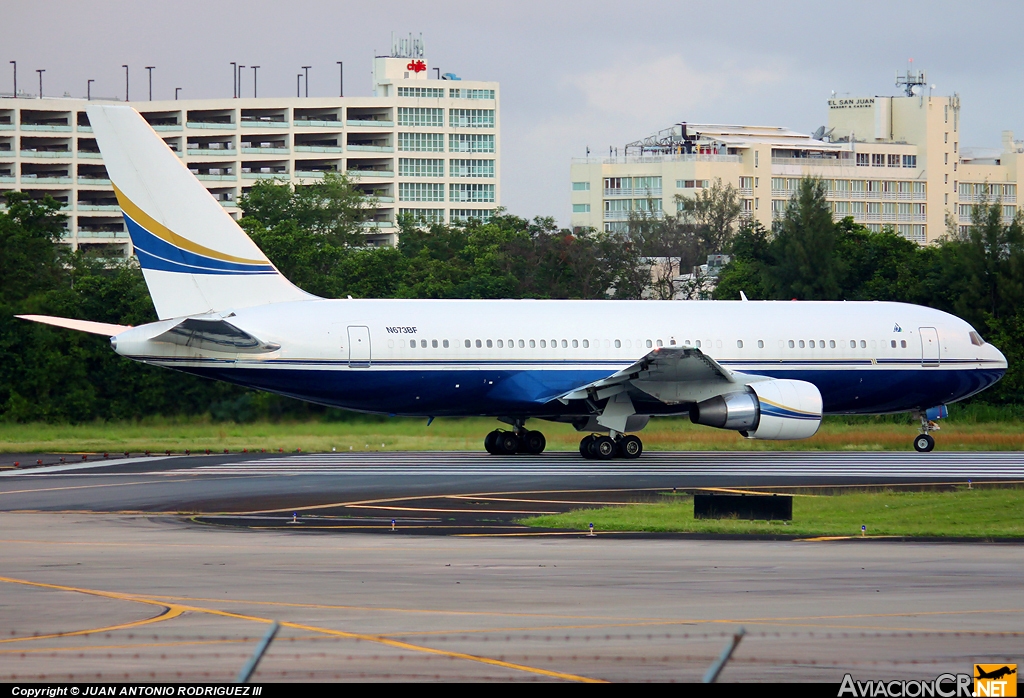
[895, 59, 926, 97]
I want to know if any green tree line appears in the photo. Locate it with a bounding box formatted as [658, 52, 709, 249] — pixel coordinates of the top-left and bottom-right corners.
[1, 173, 1021, 422]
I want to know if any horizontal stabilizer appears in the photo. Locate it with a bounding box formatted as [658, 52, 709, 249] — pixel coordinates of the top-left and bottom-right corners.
[150, 317, 280, 354]
[16, 314, 131, 337]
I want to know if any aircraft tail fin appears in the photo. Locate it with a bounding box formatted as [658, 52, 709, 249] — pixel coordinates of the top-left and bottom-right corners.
[86, 105, 314, 320]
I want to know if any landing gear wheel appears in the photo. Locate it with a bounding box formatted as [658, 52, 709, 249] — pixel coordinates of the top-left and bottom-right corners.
[484, 430, 500, 455]
[521, 430, 546, 454]
[579, 435, 597, 459]
[496, 431, 520, 455]
[913, 434, 935, 452]
[618, 435, 643, 459]
[593, 436, 617, 460]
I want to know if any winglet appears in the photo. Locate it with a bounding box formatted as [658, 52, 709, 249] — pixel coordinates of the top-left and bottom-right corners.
[16, 314, 131, 337]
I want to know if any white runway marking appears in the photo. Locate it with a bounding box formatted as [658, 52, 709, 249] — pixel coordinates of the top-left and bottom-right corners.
[1, 455, 175, 477]
[154, 451, 1024, 479]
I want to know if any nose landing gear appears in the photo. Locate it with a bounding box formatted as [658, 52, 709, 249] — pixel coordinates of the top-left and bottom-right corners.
[579, 433, 643, 460]
[912, 408, 945, 452]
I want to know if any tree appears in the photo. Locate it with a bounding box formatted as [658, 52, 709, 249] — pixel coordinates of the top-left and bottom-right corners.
[767, 177, 841, 299]
[676, 178, 743, 256]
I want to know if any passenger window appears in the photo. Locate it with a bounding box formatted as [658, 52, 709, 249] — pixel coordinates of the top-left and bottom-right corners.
[799, 340, 805, 348]
[540, 340, 546, 348]
[496, 339, 503, 348]
[551, 339, 557, 347]
[901, 340, 907, 348]
[696, 340, 702, 348]
[819, 340, 824, 347]
[890, 340, 896, 348]
[757, 340, 764, 348]
[860, 340, 866, 348]
[508, 339, 513, 347]
[737, 340, 743, 348]
[464, 339, 471, 348]
[850, 340, 856, 348]
[656, 339, 664, 347]
[614, 339, 621, 348]
[529, 339, 536, 348]
[582, 339, 589, 348]
[443, 340, 449, 348]
[410, 341, 416, 350]
[572, 339, 578, 348]
[670, 339, 677, 345]
[561, 339, 568, 348]
[475, 339, 482, 348]
[809, 340, 815, 348]
[646, 339, 653, 348]
[829, 340, 836, 348]
[519, 339, 525, 348]
[432, 339, 438, 348]
[486, 339, 493, 348]
[625, 340, 632, 348]
[789, 340, 795, 348]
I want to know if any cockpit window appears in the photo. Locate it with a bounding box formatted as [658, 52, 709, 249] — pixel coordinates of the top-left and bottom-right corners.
[969, 331, 985, 346]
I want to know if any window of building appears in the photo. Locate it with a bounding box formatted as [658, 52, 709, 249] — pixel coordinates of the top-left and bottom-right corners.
[872, 153, 885, 167]
[449, 158, 494, 178]
[449, 133, 495, 153]
[572, 181, 590, 191]
[605, 199, 632, 213]
[608, 177, 633, 191]
[399, 208, 444, 224]
[397, 107, 444, 127]
[449, 88, 495, 100]
[399, 182, 445, 202]
[856, 153, 869, 167]
[902, 155, 917, 168]
[449, 208, 494, 223]
[914, 181, 927, 196]
[739, 176, 753, 190]
[449, 109, 494, 128]
[398, 132, 444, 152]
[398, 86, 444, 98]
[888, 154, 900, 168]
[398, 158, 444, 177]
[449, 183, 495, 203]
[633, 198, 662, 212]
[633, 176, 662, 193]
[572, 203, 590, 213]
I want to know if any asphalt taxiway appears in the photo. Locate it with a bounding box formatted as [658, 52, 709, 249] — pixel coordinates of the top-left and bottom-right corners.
[1, 450, 1021, 682]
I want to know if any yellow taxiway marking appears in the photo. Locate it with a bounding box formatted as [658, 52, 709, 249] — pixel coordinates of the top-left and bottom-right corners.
[0, 480, 181, 496]
[445, 495, 643, 506]
[693, 487, 816, 497]
[0, 575, 603, 683]
[343, 504, 558, 515]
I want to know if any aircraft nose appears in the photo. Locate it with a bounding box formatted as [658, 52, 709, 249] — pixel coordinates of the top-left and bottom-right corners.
[989, 342, 1008, 368]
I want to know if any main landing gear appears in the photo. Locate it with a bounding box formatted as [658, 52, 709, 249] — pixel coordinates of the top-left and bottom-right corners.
[579, 433, 643, 460]
[484, 426, 546, 455]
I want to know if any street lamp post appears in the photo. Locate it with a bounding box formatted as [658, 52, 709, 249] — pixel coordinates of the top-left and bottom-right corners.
[251, 66, 259, 98]
[302, 66, 311, 97]
[175, 87, 181, 100]
[122, 65, 129, 101]
[36, 69, 44, 99]
[87, 79, 94, 100]
[337, 61, 343, 97]
[230, 62, 237, 98]
[9, 61, 15, 97]
[296, 74, 301, 98]
[145, 66, 155, 100]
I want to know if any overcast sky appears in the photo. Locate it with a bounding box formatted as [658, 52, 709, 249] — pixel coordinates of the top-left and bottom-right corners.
[6, 0, 1023, 225]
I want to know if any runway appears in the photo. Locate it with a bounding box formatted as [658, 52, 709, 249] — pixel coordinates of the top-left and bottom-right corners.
[1, 450, 1021, 682]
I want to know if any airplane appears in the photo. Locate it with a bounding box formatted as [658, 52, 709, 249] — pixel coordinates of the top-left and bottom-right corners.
[975, 666, 1017, 681]
[16, 105, 1008, 459]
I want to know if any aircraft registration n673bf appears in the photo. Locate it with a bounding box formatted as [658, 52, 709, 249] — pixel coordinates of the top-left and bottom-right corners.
[17, 106, 1007, 459]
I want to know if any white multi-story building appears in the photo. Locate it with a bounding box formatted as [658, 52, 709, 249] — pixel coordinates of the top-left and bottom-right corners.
[0, 42, 499, 255]
[571, 75, 1021, 244]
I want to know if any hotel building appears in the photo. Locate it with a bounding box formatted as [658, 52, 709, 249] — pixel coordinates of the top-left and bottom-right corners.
[570, 75, 1021, 244]
[0, 40, 500, 255]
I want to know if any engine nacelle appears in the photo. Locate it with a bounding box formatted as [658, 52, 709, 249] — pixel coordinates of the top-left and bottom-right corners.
[690, 379, 822, 440]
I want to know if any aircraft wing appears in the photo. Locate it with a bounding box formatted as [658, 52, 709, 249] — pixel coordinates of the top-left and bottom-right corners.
[149, 316, 280, 354]
[558, 345, 759, 406]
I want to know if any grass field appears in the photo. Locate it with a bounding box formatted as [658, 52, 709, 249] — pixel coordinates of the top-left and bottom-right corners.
[1, 414, 1023, 454]
[520, 487, 1024, 538]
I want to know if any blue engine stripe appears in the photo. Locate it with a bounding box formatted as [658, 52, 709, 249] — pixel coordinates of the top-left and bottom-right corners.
[123, 213, 277, 275]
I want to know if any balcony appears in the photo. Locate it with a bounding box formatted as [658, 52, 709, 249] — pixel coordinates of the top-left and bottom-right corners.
[294, 145, 343, 153]
[603, 210, 631, 221]
[187, 148, 237, 156]
[187, 121, 235, 130]
[196, 174, 237, 181]
[346, 120, 394, 128]
[347, 169, 394, 178]
[20, 124, 73, 132]
[77, 204, 121, 212]
[21, 174, 72, 184]
[241, 119, 288, 128]
[347, 144, 394, 153]
[241, 147, 289, 155]
[77, 177, 111, 186]
[572, 154, 740, 165]
[0, 123, 14, 131]
[294, 119, 340, 127]
[241, 171, 287, 180]
[77, 151, 102, 159]
[738, 188, 753, 197]
[771, 157, 854, 168]
[20, 149, 71, 159]
[0, 175, 15, 183]
[241, 110, 288, 128]
[603, 188, 662, 197]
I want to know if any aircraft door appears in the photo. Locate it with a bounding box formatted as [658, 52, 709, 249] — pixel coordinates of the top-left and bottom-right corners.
[347, 326, 371, 367]
[919, 327, 939, 366]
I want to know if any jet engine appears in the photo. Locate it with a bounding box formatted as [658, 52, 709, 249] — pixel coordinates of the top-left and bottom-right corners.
[690, 379, 822, 440]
